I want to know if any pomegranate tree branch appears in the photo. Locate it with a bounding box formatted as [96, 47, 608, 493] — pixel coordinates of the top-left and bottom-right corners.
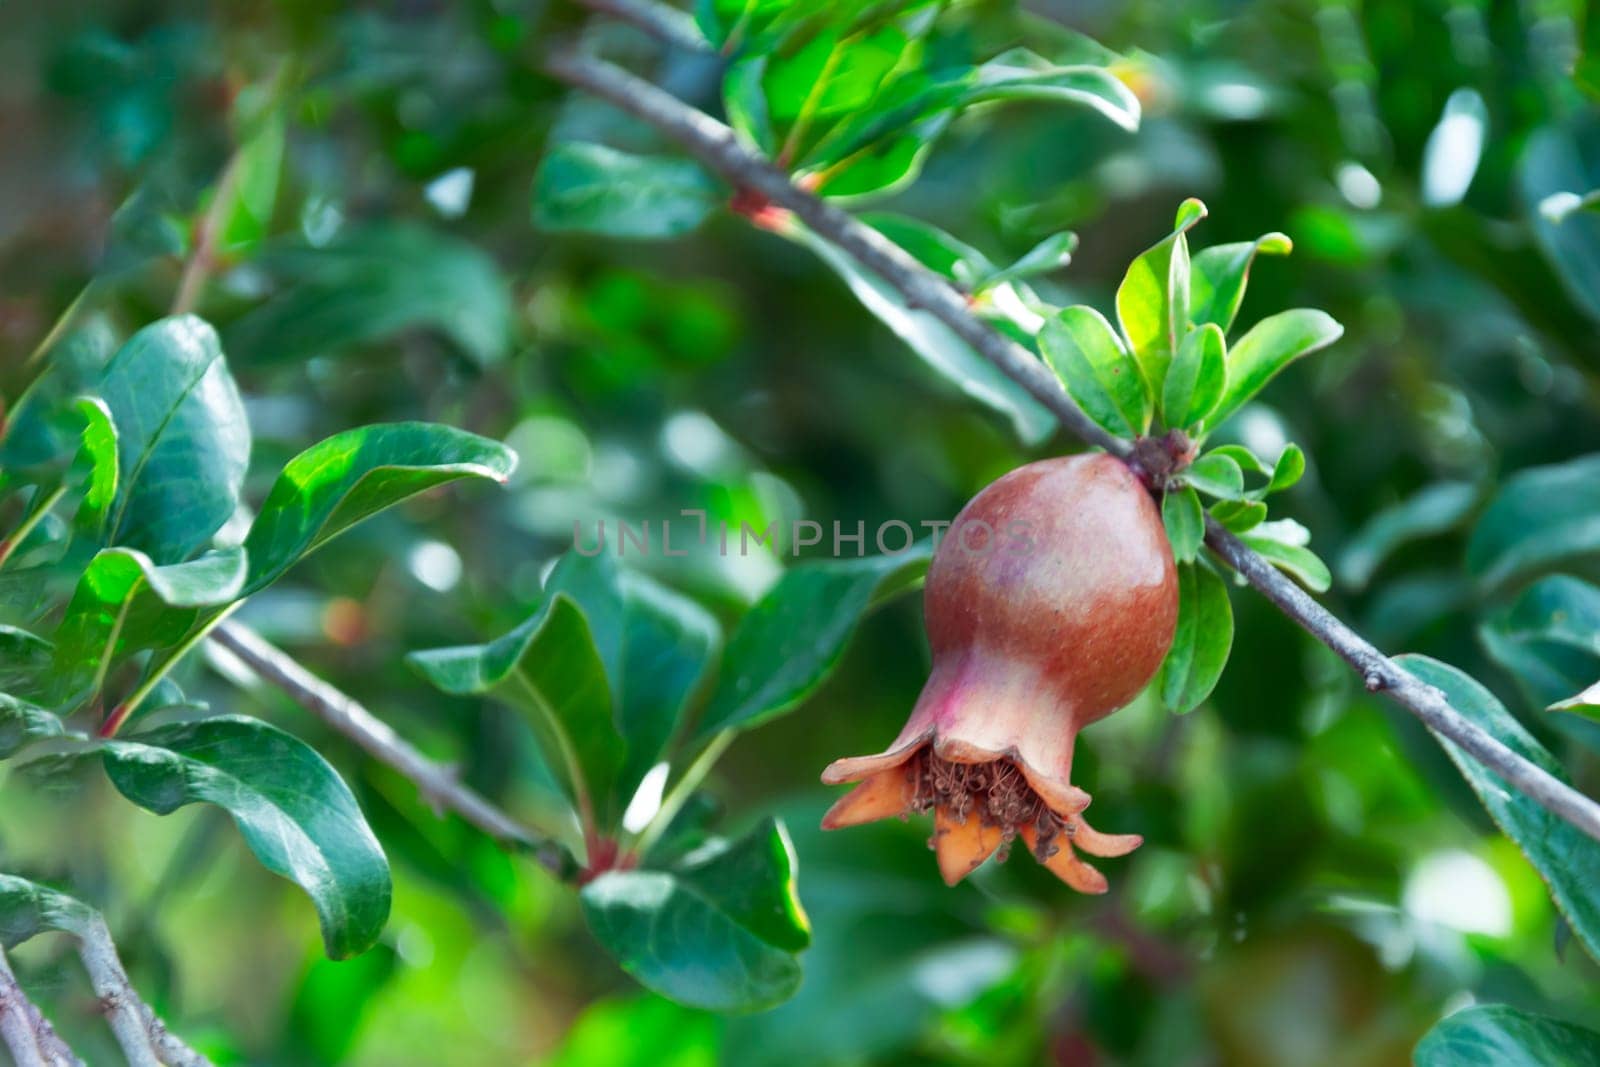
[0, 947, 79, 1067]
[581, 0, 706, 52]
[541, 45, 1600, 845]
[75, 915, 210, 1067]
[209, 621, 572, 877]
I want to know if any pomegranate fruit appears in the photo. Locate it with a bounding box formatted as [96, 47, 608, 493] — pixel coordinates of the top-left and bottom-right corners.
[821, 453, 1178, 891]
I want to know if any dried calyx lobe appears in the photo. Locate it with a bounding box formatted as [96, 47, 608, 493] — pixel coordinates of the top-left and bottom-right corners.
[821, 453, 1178, 892]
[908, 750, 1066, 865]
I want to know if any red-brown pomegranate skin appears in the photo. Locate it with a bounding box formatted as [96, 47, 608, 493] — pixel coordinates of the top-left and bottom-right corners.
[820, 453, 1179, 889]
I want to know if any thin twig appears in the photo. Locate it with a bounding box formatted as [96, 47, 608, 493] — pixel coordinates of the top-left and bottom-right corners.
[543, 49, 1127, 458]
[0, 945, 80, 1067]
[209, 621, 572, 877]
[540, 44, 1600, 844]
[581, 0, 706, 52]
[75, 916, 209, 1067]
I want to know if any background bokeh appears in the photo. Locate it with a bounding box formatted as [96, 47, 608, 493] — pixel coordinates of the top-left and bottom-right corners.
[3, 0, 1600, 1063]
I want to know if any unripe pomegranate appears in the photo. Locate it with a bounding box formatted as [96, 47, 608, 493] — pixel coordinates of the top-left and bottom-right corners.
[821, 453, 1178, 891]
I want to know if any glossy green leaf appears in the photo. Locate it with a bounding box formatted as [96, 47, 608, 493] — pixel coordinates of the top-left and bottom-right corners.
[0, 694, 71, 760]
[1339, 482, 1479, 590]
[1553, 679, 1600, 717]
[0, 874, 100, 946]
[98, 315, 249, 564]
[243, 422, 516, 595]
[616, 570, 720, 801]
[1210, 498, 1267, 533]
[1415, 1004, 1600, 1067]
[545, 994, 717, 1067]
[1240, 519, 1330, 592]
[1466, 454, 1600, 592]
[1205, 309, 1343, 430]
[0, 629, 54, 705]
[226, 224, 514, 367]
[1189, 232, 1292, 332]
[216, 110, 286, 253]
[581, 818, 809, 1012]
[725, 58, 777, 156]
[52, 546, 246, 701]
[806, 47, 1138, 199]
[1520, 121, 1600, 322]
[72, 395, 118, 537]
[1265, 443, 1306, 495]
[409, 593, 621, 825]
[1184, 452, 1245, 500]
[1205, 444, 1268, 476]
[1478, 576, 1600, 711]
[534, 143, 722, 239]
[1397, 656, 1600, 965]
[1161, 487, 1204, 564]
[789, 222, 1054, 444]
[693, 548, 930, 741]
[1116, 199, 1207, 394]
[978, 231, 1077, 291]
[960, 49, 1138, 130]
[723, 797, 1015, 1066]
[1161, 321, 1225, 431]
[535, 552, 721, 806]
[103, 715, 392, 958]
[1039, 305, 1148, 438]
[1158, 563, 1233, 713]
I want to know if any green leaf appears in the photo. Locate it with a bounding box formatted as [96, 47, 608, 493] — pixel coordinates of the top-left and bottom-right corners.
[0, 874, 100, 947]
[1116, 199, 1207, 395]
[694, 548, 930, 741]
[0, 694, 72, 760]
[98, 315, 250, 564]
[1158, 563, 1233, 713]
[1415, 1004, 1600, 1067]
[1520, 122, 1600, 322]
[1466, 454, 1600, 592]
[959, 49, 1139, 130]
[52, 546, 246, 702]
[544, 994, 718, 1067]
[581, 818, 809, 1012]
[1239, 518, 1330, 592]
[1554, 679, 1600, 718]
[1161, 321, 1225, 431]
[1540, 189, 1600, 224]
[1397, 656, 1600, 966]
[978, 231, 1077, 291]
[72, 395, 118, 537]
[1039, 305, 1149, 439]
[789, 221, 1055, 444]
[1161, 487, 1204, 564]
[1265, 443, 1306, 495]
[1205, 309, 1343, 430]
[1184, 452, 1245, 500]
[103, 715, 392, 958]
[725, 58, 777, 156]
[1210, 498, 1267, 533]
[1188, 232, 1292, 332]
[225, 223, 514, 367]
[1340, 482, 1479, 590]
[616, 570, 720, 801]
[1478, 576, 1600, 711]
[243, 422, 516, 595]
[807, 47, 1138, 199]
[534, 142, 722, 239]
[216, 110, 286, 253]
[409, 593, 622, 827]
[1205, 444, 1268, 476]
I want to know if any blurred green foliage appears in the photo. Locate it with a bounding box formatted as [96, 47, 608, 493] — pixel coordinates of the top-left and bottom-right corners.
[2, 0, 1600, 1064]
